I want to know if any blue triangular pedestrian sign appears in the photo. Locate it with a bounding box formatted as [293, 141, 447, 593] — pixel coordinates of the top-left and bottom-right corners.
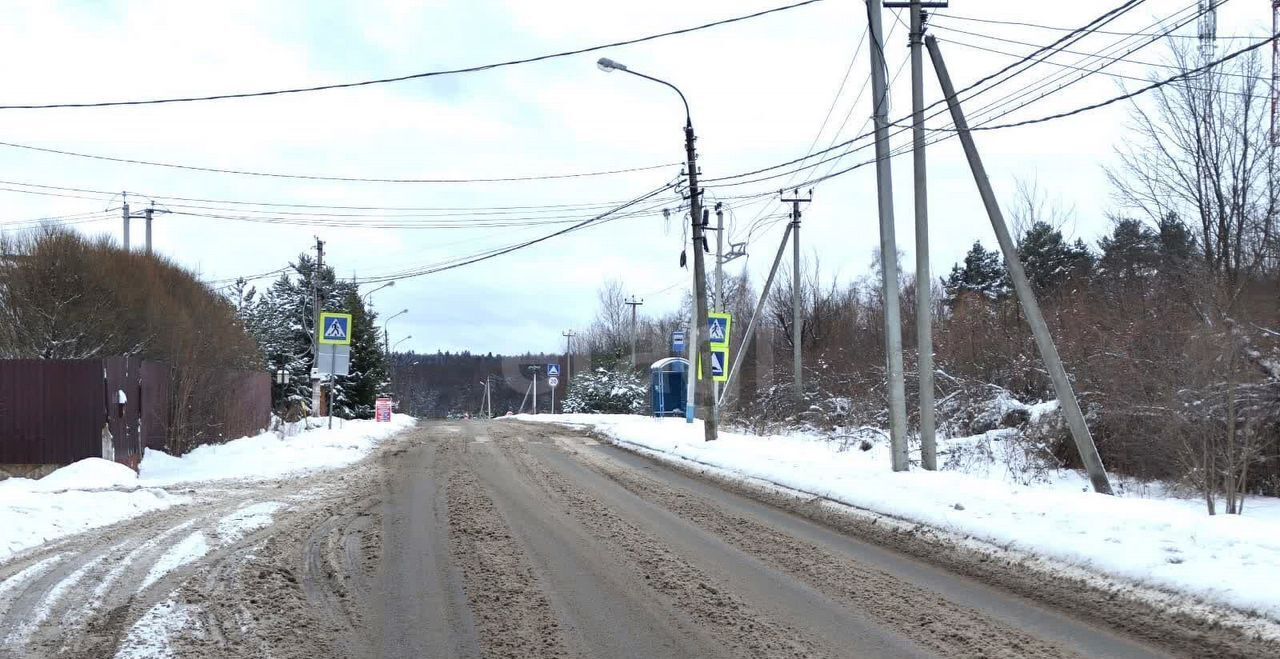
[546, 364, 560, 377]
[710, 351, 725, 377]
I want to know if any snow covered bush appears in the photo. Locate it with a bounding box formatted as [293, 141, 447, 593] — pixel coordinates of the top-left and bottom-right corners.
[562, 367, 646, 415]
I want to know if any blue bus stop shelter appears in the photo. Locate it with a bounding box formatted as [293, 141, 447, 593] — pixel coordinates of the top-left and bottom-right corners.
[649, 357, 689, 417]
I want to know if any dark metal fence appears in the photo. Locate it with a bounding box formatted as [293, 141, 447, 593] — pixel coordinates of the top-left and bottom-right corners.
[0, 358, 269, 470]
[0, 359, 101, 465]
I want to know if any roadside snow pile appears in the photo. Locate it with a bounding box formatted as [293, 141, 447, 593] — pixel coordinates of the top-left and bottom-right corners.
[24, 458, 141, 493]
[138, 413, 415, 486]
[0, 477, 184, 564]
[0, 414, 414, 566]
[518, 413, 1280, 622]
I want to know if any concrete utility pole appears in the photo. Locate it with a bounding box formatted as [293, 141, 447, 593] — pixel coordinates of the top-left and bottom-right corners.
[867, 0, 910, 471]
[121, 193, 130, 251]
[311, 238, 325, 418]
[714, 203, 725, 311]
[926, 35, 1114, 495]
[720, 223, 794, 401]
[142, 204, 171, 255]
[594, 56, 716, 440]
[888, 0, 946, 470]
[780, 189, 812, 400]
[562, 330, 576, 383]
[1273, 0, 1279, 147]
[625, 296, 644, 368]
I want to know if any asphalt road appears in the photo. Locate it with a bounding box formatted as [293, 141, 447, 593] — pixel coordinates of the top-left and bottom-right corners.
[0, 419, 1269, 658]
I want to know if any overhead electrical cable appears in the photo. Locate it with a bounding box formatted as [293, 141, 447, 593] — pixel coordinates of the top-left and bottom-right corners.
[0, 0, 826, 110]
[0, 140, 679, 184]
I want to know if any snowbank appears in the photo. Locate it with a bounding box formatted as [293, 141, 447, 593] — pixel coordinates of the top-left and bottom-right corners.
[138, 414, 415, 486]
[0, 414, 415, 565]
[516, 414, 1280, 622]
[0, 485, 184, 564]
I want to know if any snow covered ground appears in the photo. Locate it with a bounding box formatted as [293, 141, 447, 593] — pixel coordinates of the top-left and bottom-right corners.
[0, 414, 414, 564]
[515, 414, 1280, 623]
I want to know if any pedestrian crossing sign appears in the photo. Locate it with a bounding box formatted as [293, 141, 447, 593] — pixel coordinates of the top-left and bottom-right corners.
[708, 312, 732, 348]
[697, 346, 730, 382]
[319, 312, 353, 346]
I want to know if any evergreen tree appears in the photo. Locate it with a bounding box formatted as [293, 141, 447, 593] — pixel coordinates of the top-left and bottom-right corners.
[943, 241, 1009, 306]
[234, 253, 389, 420]
[1017, 222, 1093, 295]
[1097, 218, 1158, 285]
[331, 290, 389, 419]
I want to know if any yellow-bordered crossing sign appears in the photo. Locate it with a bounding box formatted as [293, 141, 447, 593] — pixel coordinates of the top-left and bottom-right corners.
[319, 312, 353, 346]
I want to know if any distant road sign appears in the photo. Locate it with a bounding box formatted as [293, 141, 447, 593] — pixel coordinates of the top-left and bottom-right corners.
[708, 313, 732, 347]
[672, 330, 686, 354]
[375, 397, 392, 422]
[547, 364, 561, 377]
[547, 376, 560, 387]
[319, 312, 353, 346]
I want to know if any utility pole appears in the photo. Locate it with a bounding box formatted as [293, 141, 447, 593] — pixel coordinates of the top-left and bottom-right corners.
[142, 204, 171, 255]
[1272, 0, 1279, 148]
[781, 189, 812, 400]
[714, 203, 725, 310]
[532, 367, 539, 415]
[625, 296, 644, 368]
[720, 223, 794, 401]
[121, 194, 131, 251]
[311, 238, 325, 418]
[926, 35, 1114, 495]
[712, 203, 727, 405]
[562, 330, 576, 384]
[867, 0, 910, 471]
[888, 0, 945, 470]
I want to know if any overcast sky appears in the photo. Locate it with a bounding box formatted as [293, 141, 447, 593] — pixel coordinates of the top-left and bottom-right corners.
[0, 0, 1272, 354]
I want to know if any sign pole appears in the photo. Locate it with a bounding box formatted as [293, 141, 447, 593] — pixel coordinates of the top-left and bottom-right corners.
[328, 347, 336, 430]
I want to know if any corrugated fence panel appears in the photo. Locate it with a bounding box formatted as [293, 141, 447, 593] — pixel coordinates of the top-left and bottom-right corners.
[140, 361, 171, 451]
[221, 371, 271, 440]
[0, 359, 102, 465]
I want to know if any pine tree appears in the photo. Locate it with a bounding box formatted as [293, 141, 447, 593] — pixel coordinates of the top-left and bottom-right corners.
[1097, 218, 1158, 285]
[943, 241, 1009, 306]
[1018, 222, 1093, 295]
[331, 289, 389, 419]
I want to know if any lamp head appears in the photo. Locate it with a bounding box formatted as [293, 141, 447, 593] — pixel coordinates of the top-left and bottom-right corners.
[597, 57, 626, 72]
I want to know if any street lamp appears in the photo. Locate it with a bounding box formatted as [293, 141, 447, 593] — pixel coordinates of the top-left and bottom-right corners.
[361, 281, 394, 302]
[384, 308, 408, 357]
[393, 335, 412, 351]
[597, 56, 717, 442]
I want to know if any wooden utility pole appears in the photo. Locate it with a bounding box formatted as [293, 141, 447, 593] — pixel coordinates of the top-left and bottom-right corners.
[927, 35, 1114, 494]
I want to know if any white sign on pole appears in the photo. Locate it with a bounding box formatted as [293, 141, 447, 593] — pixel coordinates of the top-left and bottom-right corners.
[547, 376, 560, 387]
[316, 344, 351, 376]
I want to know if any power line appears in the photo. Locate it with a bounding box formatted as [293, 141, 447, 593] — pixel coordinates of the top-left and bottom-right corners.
[705, 0, 1149, 187]
[967, 32, 1280, 131]
[0, 178, 665, 214]
[932, 8, 1254, 40]
[0, 0, 826, 111]
[929, 15, 1263, 81]
[353, 183, 676, 283]
[0, 140, 679, 184]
